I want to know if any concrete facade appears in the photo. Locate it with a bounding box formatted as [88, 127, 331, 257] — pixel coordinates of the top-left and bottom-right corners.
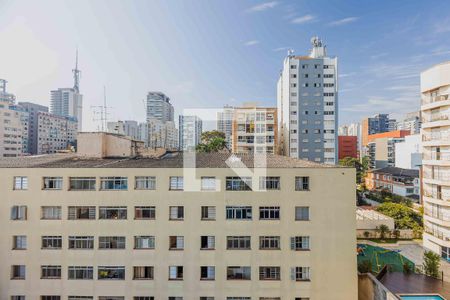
[0, 100, 26, 157]
[394, 134, 422, 170]
[179, 115, 202, 151]
[37, 112, 77, 154]
[146, 92, 174, 123]
[50, 88, 83, 132]
[18, 102, 49, 155]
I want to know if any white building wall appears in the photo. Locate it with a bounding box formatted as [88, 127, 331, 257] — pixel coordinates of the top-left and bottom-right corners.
[395, 134, 422, 170]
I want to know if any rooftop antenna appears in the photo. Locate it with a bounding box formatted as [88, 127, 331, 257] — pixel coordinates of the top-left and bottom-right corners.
[0, 79, 7, 93]
[72, 48, 81, 93]
[90, 85, 113, 132]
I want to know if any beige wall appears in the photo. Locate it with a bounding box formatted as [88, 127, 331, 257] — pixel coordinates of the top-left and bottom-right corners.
[0, 166, 357, 299]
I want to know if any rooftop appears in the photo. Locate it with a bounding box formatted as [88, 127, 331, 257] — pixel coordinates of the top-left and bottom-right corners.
[0, 152, 341, 169]
[380, 272, 450, 298]
[356, 207, 393, 221]
[369, 166, 419, 178]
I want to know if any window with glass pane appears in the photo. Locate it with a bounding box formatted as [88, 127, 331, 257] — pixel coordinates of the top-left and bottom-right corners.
[201, 177, 216, 191]
[68, 206, 96, 220]
[134, 236, 155, 249]
[169, 206, 184, 220]
[11, 296, 26, 300]
[133, 298, 154, 300]
[135, 176, 156, 190]
[99, 236, 126, 249]
[10, 206, 27, 220]
[133, 266, 154, 280]
[295, 207, 309, 221]
[259, 177, 280, 190]
[227, 266, 251, 280]
[41, 265, 61, 279]
[98, 297, 124, 300]
[11, 265, 25, 279]
[169, 236, 184, 250]
[168, 298, 183, 300]
[68, 236, 94, 249]
[201, 206, 216, 220]
[168, 266, 183, 280]
[200, 236, 215, 250]
[259, 206, 280, 220]
[291, 236, 310, 250]
[226, 177, 252, 191]
[226, 206, 252, 220]
[169, 176, 184, 190]
[43, 177, 63, 190]
[291, 267, 310, 281]
[259, 236, 280, 250]
[42, 236, 62, 249]
[200, 298, 214, 300]
[41, 206, 62, 220]
[227, 236, 251, 250]
[259, 266, 280, 280]
[98, 266, 125, 280]
[99, 207, 127, 220]
[226, 298, 251, 300]
[13, 236, 27, 250]
[68, 266, 93, 280]
[40, 296, 60, 300]
[69, 177, 96, 191]
[100, 177, 128, 190]
[200, 266, 215, 280]
[295, 176, 310, 191]
[68, 297, 94, 300]
[135, 206, 155, 219]
[14, 176, 28, 190]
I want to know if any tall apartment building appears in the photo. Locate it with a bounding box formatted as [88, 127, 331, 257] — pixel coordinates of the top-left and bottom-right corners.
[50, 88, 83, 132]
[338, 136, 357, 159]
[18, 102, 49, 155]
[146, 119, 178, 150]
[367, 137, 405, 169]
[179, 115, 202, 151]
[146, 92, 174, 122]
[37, 112, 77, 154]
[0, 135, 357, 299]
[217, 105, 234, 149]
[396, 111, 422, 135]
[107, 120, 140, 140]
[421, 61, 450, 260]
[339, 123, 361, 158]
[277, 36, 338, 164]
[0, 99, 26, 157]
[361, 114, 394, 148]
[10, 104, 30, 155]
[231, 106, 277, 154]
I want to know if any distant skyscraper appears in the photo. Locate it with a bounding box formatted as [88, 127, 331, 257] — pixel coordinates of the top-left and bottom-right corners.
[18, 102, 49, 154]
[146, 92, 174, 122]
[0, 79, 16, 103]
[217, 105, 234, 149]
[277, 36, 338, 164]
[396, 111, 421, 134]
[361, 114, 394, 148]
[179, 115, 202, 151]
[50, 51, 83, 131]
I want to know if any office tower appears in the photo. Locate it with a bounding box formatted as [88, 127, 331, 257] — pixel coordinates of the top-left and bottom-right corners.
[0, 79, 16, 103]
[50, 51, 83, 131]
[396, 111, 421, 134]
[217, 105, 234, 149]
[18, 102, 49, 154]
[179, 115, 202, 151]
[0, 138, 357, 299]
[231, 106, 277, 154]
[107, 120, 140, 140]
[36, 112, 77, 154]
[146, 92, 174, 122]
[421, 61, 450, 260]
[0, 100, 26, 157]
[361, 114, 394, 148]
[277, 36, 338, 164]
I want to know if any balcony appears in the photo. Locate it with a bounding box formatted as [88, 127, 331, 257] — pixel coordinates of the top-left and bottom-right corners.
[423, 152, 450, 161]
[422, 94, 450, 106]
[424, 227, 450, 242]
[423, 114, 450, 123]
[425, 210, 450, 222]
[422, 132, 450, 142]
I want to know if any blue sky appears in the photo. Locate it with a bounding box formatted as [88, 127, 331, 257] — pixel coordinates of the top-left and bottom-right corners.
[1, 0, 450, 130]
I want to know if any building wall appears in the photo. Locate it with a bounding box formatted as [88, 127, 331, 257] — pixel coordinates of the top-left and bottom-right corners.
[37, 112, 77, 154]
[338, 136, 357, 159]
[0, 166, 357, 299]
[146, 92, 174, 123]
[217, 105, 234, 149]
[18, 102, 49, 155]
[50, 88, 83, 132]
[0, 100, 25, 157]
[179, 115, 202, 151]
[395, 134, 422, 170]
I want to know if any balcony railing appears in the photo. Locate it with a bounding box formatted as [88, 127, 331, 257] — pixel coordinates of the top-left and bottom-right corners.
[422, 132, 450, 142]
[425, 227, 450, 241]
[422, 94, 450, 105]
[423, 152, 450, 160]
[423, 171, 450, 181]
[423, 191, 445, 201]
[425, 210, 450, 222]
[423, 114, 450, 123]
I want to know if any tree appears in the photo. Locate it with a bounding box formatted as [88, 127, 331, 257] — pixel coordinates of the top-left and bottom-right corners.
[377, 224, 390, 239]
[423, 251, 440, 278]
[196, 131, 227, 153]
[376, 202, 423, 232]
[339, 157, 363, 183]
[363, 231, 370, 239]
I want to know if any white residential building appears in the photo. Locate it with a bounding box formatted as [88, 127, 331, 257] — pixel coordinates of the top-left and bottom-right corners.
[396, 111, 421, 134]
[37, 112, 77, 154]
[18, 102, 49, 155]
[395, 134, 422, 170]
[146, 119, 178, 150]
[277, 36, 338, 164]
[179, 115, 202, 151]
[217, 105, 234, 149]
[50, 88, 83, 132]
[0, 99, 26, 157]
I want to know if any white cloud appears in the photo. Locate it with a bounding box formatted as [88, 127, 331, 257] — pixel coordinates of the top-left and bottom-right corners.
[291, 15, 316, 24]
[273, 46, 291, 52]
[328, 17, 359, 27]
[247, 1, 278, 12]
[244, 40, 260, 46]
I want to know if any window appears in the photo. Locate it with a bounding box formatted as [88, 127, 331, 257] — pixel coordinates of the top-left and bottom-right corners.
[13, 236, 26, 250]
[11, 296, 26, 300]
[98, 298, 124, 300]
[259, 236, 280, 250]
[169, 236, 184, 250]
[226, 177, 252, 191]
[41, 206, 61, 220]
[14, 176, 28, 190]
[201, 236, 215, 250]
[295, 176, 309, 191]
[99, 207, 127, 220]
[200, 298, 214, 300]
[169, 206, 184, 220]
[260, 298, 281, 300]
[98, 266, 125, 280]
[68, 297, 94, 300]
[41, 265, 61, 279]
[227, 266, 251, 280]
[227, 298, 251, 300]
[169, 176, 184, 190]
[291, 236, 310, 250]
[291, 267, 310, 281]
[68, 236, 94, 249]
[11, 265, 25, 279]
[200, 266, 215, 280]
[135, 176, 156, 190]
[11, 206, 27, 220]
[259, 206, 280, 220]
[134, 236, 155, 249]
[99, 236, 126, 249]
[201, 177, 216, 191]
[259, 267, 280, 280]
[43, 177, 63, 190]
[227, 236, 251, 250]
[134, 206, 155, 219]
[168, 298, 183, 300]
[69, 177, 96, 191]
[259, 177, 280, 190]
[201, 206, 216, 220]
[100, 177, 128, 190]
[68, 206, 96, 220]
[169, 266, 183, 280]
[40, 297, 60, 300]
[226, 206, 252, 220]
[42, 236, 62, 249]
[133, 298, 154, 300]
[133, 266, 154, 280]
[295, 207, 310, 221]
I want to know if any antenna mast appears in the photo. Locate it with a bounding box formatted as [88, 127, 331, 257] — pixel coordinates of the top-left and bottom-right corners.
[72, 48, 81, 93]
[91, 86, 113, 132]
